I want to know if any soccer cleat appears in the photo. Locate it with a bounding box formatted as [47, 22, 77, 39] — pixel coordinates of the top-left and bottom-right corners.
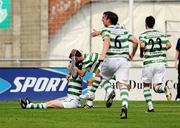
[25, 98, 31, 104]
[83, 104, 94, 109]
[147, 109, 155, 112]
[106, 90, 115, 108]
[80, 93, 95, 100]
[165, 85, 172, 101]
[120, 105, 127, 119]
[19, 98, 27, 109]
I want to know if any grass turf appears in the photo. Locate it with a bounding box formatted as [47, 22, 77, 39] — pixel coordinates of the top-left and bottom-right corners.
[0, 101, 179, 128]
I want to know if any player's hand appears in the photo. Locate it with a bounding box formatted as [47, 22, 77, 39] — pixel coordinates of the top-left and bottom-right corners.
[66, 74, 70, 80]
[70, 49, 77, 57]
[91, 29, 101, 37]
[67, 62, 72, 70]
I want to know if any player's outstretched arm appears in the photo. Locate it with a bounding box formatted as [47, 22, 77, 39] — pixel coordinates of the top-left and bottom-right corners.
[91, 29, 101, 37]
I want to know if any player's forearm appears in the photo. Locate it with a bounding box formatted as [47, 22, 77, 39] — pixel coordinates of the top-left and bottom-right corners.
[91, 30, 101, 37]
[67, 62, 72, 75]
[76, 68, 86, 77]
[139, 41, 145, 58]
[129, 36, 139, 57]
[131, 43, 138, 57]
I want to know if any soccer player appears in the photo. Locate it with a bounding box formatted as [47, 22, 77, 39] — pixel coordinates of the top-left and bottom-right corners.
[71, 49, 113, 108]
[95, 11, 138, 119]
[19, 49, 83, 109]
[139, 16, 172, 112]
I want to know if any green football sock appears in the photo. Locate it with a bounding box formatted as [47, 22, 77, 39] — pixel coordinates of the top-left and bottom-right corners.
[26, 103, 47, 109]
[154, 84, 165, 93]
[143, 87, 153, 109]
[88, 77, 101, 94]
[120, 88, 129, 108]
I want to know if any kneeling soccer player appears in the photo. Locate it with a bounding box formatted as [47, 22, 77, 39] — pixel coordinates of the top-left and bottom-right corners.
[20, 49, 82, 109]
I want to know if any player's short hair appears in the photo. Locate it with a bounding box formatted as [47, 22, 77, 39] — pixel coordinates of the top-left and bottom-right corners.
[103, 11, 118, 25]
[69, 49, 82, 59]
[145, 16, 155, 28]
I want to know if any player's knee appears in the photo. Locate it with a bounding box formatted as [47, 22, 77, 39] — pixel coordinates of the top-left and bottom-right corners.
[116, 81, 131, 91]
[87, 78, 94, 86]
[95, 69, 101, 77]
[143, 82, 153, 88]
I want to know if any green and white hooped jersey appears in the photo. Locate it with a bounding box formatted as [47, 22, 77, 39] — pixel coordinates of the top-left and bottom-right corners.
[139, 29, 169, 66]
[101, 25, 132, 58]
[67, 76, 82, 100]
[82, 53, 100, 76]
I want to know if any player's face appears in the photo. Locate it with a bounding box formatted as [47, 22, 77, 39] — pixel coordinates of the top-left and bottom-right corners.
[102, 15, 109, 27]
[145, 23, 148, 29]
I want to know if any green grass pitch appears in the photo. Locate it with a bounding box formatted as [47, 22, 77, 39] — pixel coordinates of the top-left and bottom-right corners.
[0, 101, 179, 128]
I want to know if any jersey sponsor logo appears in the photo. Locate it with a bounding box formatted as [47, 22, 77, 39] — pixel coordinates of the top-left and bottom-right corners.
[0, 78, 11, 94]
